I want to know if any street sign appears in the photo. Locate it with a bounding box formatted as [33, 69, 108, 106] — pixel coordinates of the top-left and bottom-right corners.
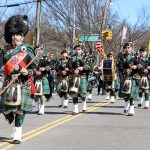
[79, 35, 100, 42]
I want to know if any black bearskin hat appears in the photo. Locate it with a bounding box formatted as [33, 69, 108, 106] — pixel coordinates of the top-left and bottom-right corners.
[4, 15, 29, 44]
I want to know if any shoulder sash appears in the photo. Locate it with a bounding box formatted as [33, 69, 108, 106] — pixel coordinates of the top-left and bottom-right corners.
[4, 51, 27, 75]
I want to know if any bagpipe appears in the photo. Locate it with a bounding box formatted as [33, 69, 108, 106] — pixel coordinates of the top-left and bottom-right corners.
[68, 55, 82, 97]
[122, 65, 149, 94]
[57, 69, 69, 93]
[56, 55, 72, 93]
[0, 46, 41, 97]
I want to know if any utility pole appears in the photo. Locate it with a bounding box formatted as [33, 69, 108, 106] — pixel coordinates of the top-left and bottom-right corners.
[120, 26, 127, 50]
[121, 26, 127, 44]
[72, 6, 76, 49]
[34, 0, 41, 47]
[102, 0, 111, 30]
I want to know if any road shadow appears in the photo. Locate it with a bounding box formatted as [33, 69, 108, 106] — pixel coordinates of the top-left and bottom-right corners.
[86, 101, 107, 104]
[86, 111, 124, 116]
[0, 137, 13, 144]
[41, 111, 68, 115]
[27, 111, 67, 115]
[100, 105, 124, 109]
[44, 106, 59, 108]
[63, 111, 74, 114]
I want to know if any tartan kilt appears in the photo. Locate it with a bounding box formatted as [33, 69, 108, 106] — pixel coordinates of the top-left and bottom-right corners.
[122, 79, 139, 99]
[114, 79, 120, 90]
[1, 87, 32, 113]
[79, 77, 88, 94]
[42, 77, 50, 95]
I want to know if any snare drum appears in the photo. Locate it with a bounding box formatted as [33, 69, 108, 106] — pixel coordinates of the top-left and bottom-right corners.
[88, 76, 96, 82]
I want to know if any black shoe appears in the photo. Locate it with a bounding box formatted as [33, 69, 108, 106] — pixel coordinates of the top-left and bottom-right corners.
[46, 98, 51, 102]
[37, 112, 44, 115]
[128, 113, 134, 116]
[124, 110, 127, 113]
[82, 110, 86, 113]
[138, 104, 142, 107]
[13, 140, 21, 144]
[145, 106, 149, 109]
[72, 112, 79, 115]
[63, 105, 68, 108]
[58, 105, 62, 108]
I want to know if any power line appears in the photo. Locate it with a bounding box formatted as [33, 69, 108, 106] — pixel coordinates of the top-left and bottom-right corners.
[0, 0, 37, 7]
[0, 0, 8, 17]
[25, 3, 35, 15]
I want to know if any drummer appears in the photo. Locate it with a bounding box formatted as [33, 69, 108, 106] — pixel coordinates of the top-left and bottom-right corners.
[100, 52, 119, 103]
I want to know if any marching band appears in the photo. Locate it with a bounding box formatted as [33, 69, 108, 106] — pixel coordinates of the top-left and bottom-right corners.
[0, 14, 150, 144]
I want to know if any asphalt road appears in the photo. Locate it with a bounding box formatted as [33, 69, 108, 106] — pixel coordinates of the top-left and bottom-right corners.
[1, 91, 150, 150]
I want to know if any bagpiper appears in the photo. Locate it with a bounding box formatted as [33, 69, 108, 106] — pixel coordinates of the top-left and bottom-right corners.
[56, 50, 72, 108]
[33, 55, 51, 115]
[0, 15, 37, 144]
[86, 57, 96, 101]
[137, 46, 149, 109]
[69, 45, 91, 115]
[118, 43, 140, 116]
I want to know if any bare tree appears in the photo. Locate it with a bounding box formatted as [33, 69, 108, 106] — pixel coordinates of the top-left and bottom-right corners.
[0, 0, 150, 59]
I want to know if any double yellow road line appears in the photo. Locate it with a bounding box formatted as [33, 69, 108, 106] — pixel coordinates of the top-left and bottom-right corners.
[0, 100, 110, 150]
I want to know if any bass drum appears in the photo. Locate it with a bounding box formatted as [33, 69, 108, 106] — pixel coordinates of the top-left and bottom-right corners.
[101, 59, 116, 81]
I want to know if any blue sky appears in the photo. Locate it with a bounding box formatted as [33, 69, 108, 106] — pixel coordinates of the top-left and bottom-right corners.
[112, 0, 150, 25]
[0, 0, 36, 21]
[1, 0, 150, 25]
